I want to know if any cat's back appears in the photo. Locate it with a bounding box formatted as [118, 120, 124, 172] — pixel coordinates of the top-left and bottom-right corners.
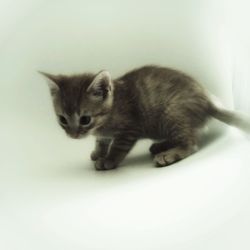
[113, 65, 209, 137]
[117, 65, 196, 91]
[116, 65, 201, 108]
[117, 65, 181, 83]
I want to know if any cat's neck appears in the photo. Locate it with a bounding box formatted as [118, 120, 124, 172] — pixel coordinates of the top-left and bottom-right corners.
[92, 79, 135, 137]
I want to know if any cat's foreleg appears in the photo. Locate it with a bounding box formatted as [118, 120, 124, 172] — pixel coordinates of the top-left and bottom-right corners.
[95, 135, 137, 170]
[91, 137, 112, 161]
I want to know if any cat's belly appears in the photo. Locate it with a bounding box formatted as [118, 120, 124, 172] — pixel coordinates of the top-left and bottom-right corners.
[92, 120, 167, 140]
[140, 123, 167, 140]
[142, 130, 165, 140]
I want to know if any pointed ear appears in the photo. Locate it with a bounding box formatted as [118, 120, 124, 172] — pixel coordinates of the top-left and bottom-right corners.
[87, 70, 112, 100]
[38, 71, 60, 95]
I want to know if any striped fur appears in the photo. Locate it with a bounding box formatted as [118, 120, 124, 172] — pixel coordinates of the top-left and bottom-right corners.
[41, 65, 250, 170]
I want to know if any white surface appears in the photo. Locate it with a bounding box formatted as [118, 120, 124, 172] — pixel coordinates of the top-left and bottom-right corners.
[1, 1, 250, 250]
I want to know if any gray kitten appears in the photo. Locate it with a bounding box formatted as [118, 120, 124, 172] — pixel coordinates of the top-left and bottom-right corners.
[40, 65, 250, 170]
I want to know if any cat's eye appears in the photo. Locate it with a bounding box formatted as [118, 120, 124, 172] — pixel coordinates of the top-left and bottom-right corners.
[59, 115, 68, 125]
[80, 116, 91, 126]
[93, 90, 103, 96]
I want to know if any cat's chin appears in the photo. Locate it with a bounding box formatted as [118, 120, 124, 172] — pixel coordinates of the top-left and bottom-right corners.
[67, 133, 88, 139]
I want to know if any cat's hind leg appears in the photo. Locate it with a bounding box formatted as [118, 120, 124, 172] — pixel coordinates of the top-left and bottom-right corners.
[154, 143, 198, 167]
[151, 129, 198, 167]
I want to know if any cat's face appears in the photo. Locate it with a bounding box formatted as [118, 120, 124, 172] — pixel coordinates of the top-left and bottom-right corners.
[41, 71, 113, 139]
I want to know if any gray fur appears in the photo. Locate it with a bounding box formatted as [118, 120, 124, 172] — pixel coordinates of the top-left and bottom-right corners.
[40, 65, 250, 170]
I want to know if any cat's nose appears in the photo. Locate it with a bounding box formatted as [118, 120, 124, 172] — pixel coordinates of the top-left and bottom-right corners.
[71, 133, 79, 139]
[69, 128, 80, 139]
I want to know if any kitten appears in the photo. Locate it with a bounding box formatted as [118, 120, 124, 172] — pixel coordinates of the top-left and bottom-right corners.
[40, 65, 250, 170]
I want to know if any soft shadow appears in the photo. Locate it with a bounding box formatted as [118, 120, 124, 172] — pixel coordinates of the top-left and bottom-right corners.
[44, 150, 154, 184]
[121, 152, 152, 167]
[46, 123, 228, 180]
[198, 123, 226, 149]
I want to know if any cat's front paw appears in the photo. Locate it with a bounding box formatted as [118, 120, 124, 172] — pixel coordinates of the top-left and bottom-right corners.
[149, 143, 161, 155]
[95, 158, 117, 171]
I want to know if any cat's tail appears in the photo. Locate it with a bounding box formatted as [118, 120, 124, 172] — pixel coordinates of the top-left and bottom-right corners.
[208, 103, 250, 133]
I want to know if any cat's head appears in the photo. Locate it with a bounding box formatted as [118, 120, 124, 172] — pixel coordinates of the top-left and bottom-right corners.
[40, 70, 113, 139]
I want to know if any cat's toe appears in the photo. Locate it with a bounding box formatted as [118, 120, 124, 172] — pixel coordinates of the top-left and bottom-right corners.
[154, 152, 177, 167]
[94, 158, 117, 170]
[103, 160, 117, 170]
[95, 158, 105, 170]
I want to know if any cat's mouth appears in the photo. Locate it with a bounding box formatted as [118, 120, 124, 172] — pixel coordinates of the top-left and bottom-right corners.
[69, 133, 80, 139]
[65, 124, 96, 139]
[67, 131, 88, 139]
[66, 132, 81, 139]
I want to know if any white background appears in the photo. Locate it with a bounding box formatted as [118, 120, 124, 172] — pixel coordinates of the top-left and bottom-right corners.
[1, 0, 250, 249]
